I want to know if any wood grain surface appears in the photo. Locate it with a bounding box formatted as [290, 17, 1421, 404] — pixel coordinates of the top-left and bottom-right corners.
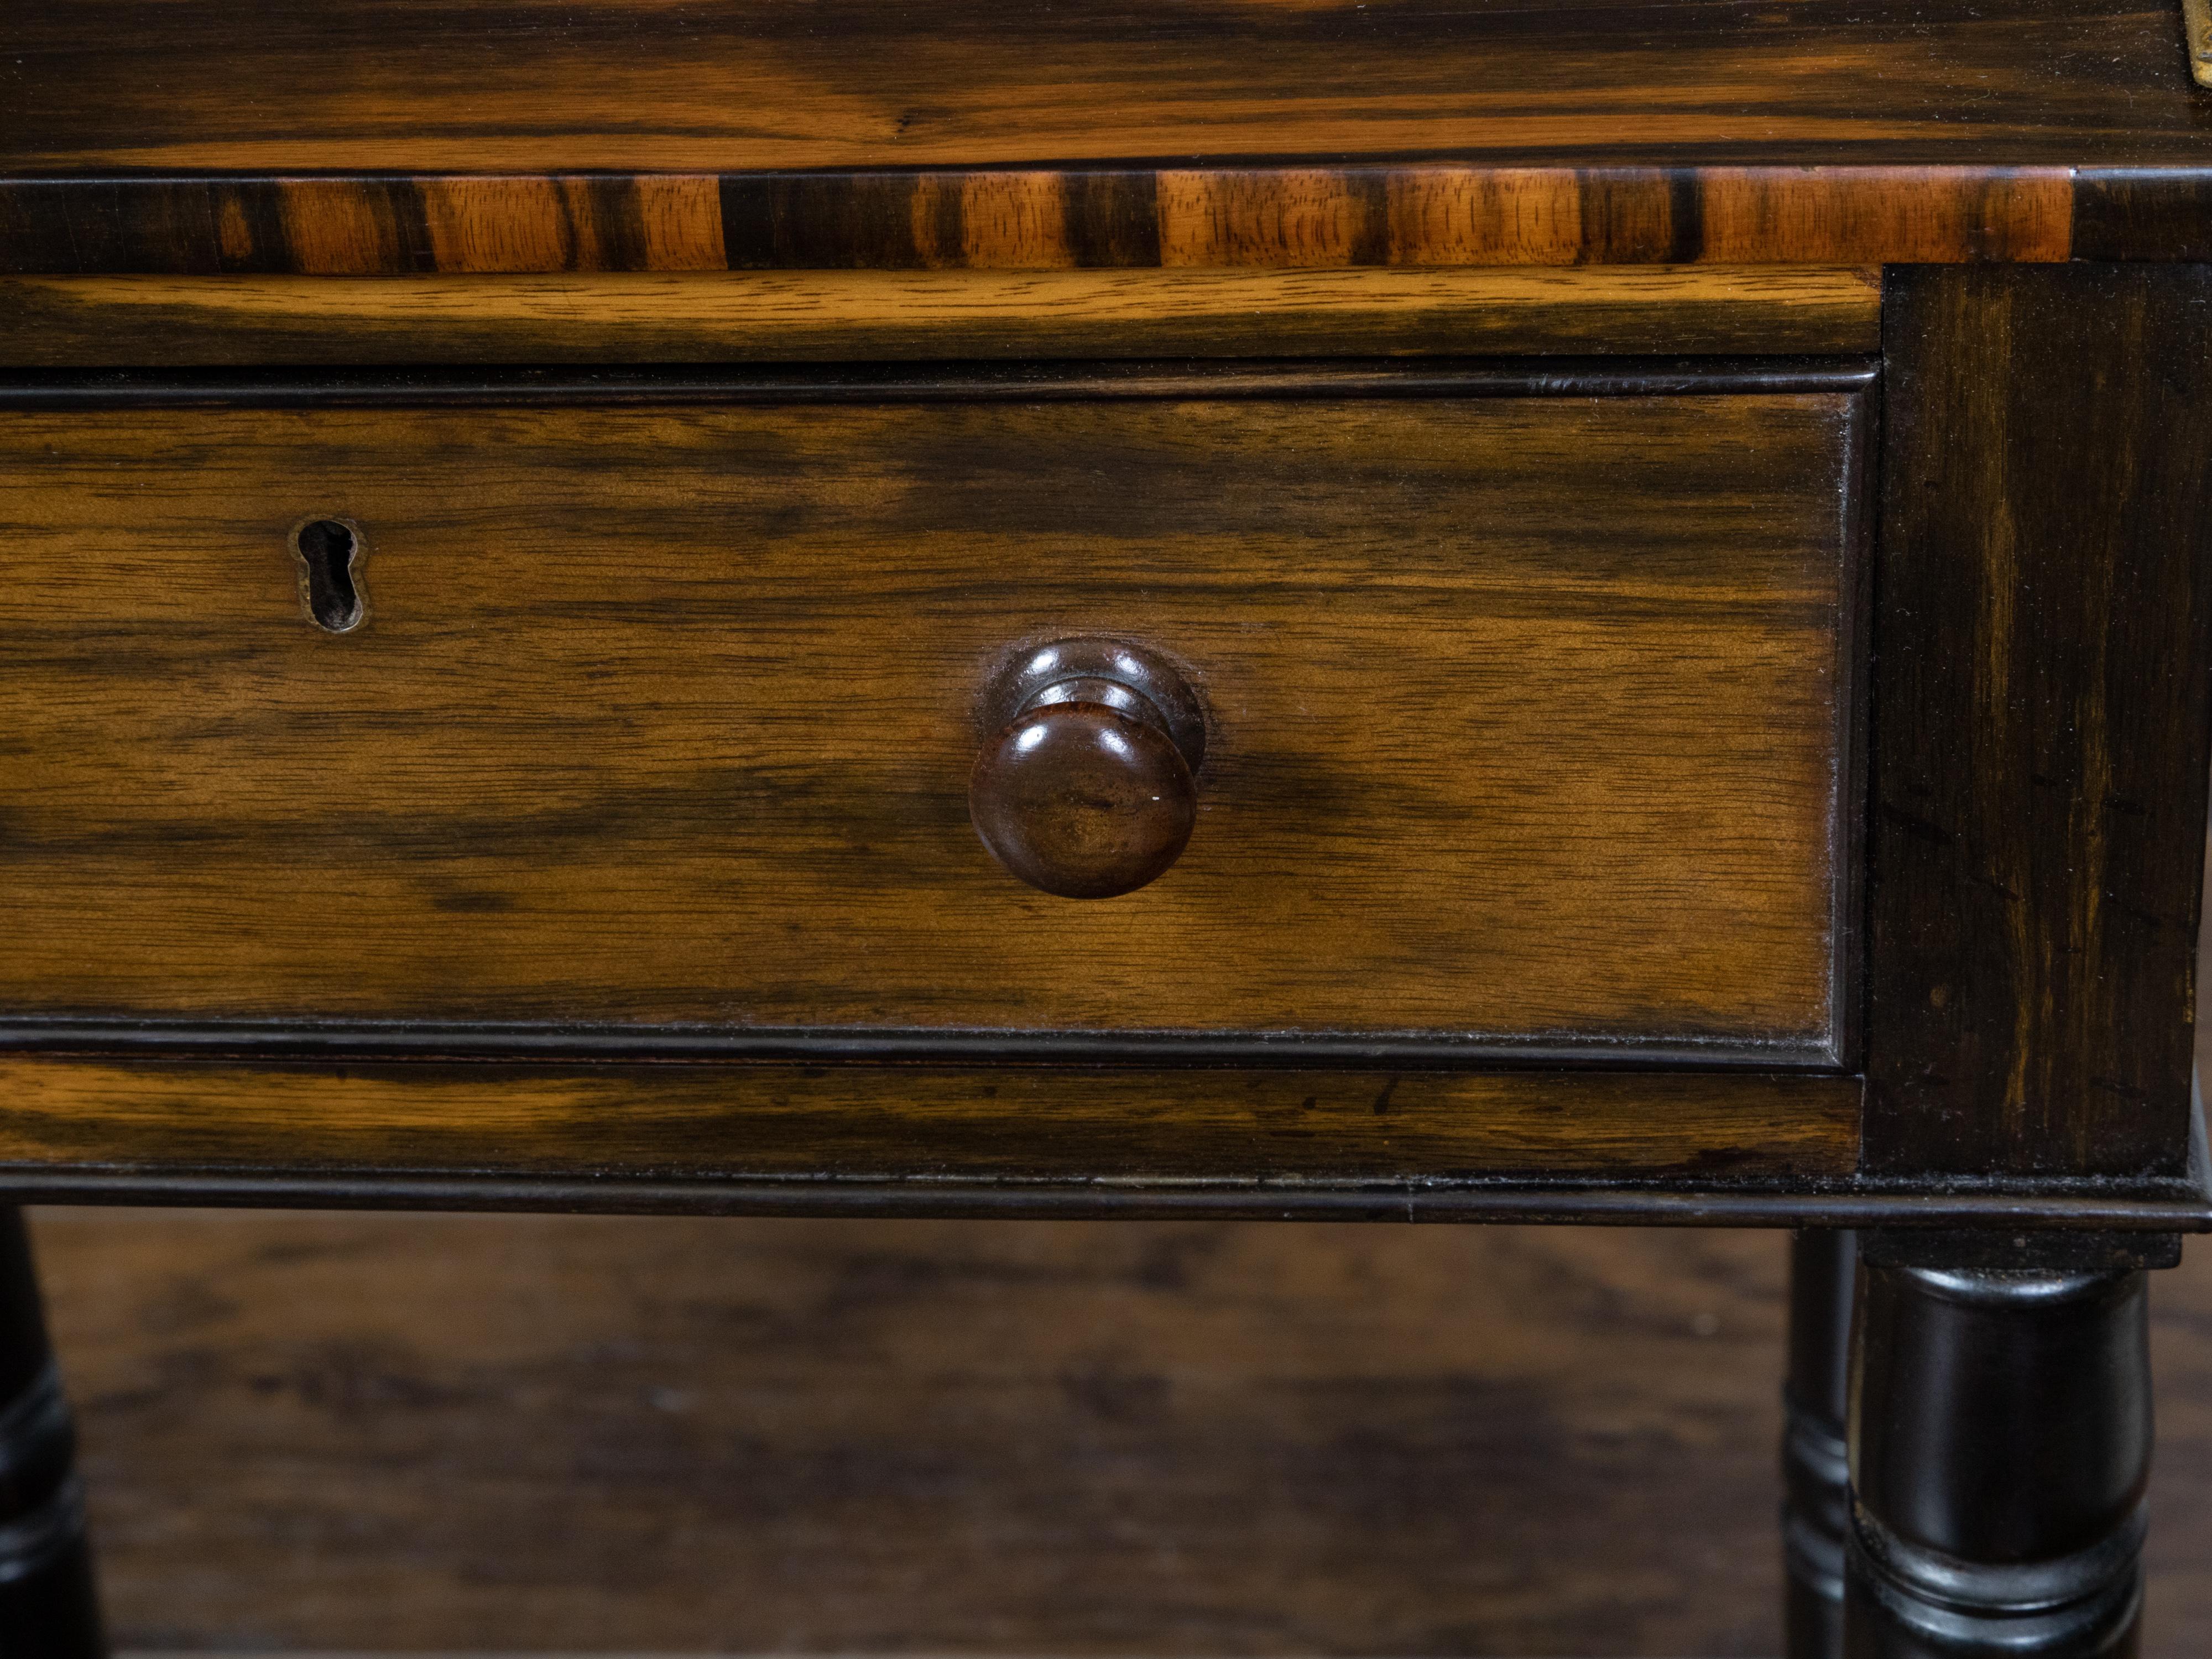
[0, 166, 2082, 275]
[12, 0, 2212, 272]
[0, 378, 1862, 1055]
[24, 1209, 2212, 1655]
[0, 1059, 1863, 1199]
[2074, 169, 2212, 260]
[1866, 266, 2212, 1181]
[9, 0, 2197, 175]
[0, 267, 1885, 367]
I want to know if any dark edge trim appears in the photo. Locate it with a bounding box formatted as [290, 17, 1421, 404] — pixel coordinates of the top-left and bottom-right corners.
[2072, 169, 2212, 262]
[1831, 372, 1877, 1073]
[1858, 1228, 2184, 1272]
[0, 1171, 2205, 1228]
[0, 1020, 1838, 1072]
[0, 357, 1884, 410]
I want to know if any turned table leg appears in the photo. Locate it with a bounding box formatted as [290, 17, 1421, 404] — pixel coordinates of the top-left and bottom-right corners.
[0, 1209, 105, 1658]
[1786, 1229, 1860, 1659]
[1844, 1241, 2158, 1658]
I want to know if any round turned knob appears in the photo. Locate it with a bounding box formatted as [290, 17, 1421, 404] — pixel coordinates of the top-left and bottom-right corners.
[970, 639, 1207, 900]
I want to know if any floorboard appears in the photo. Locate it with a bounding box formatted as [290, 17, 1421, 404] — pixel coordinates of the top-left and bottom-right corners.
[22, 1210, 2212, 1655]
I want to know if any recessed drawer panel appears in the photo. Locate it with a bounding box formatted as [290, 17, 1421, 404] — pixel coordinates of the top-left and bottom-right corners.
[0, 372, 1864, 1061]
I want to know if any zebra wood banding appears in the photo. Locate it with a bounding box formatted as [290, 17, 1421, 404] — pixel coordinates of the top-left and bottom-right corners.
[0, 169, 2074, 275]
[0, 268, 1884, 367]
[20, 0, 2212, 271]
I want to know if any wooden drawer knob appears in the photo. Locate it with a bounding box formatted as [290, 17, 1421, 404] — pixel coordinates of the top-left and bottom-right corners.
[969, 639, 1206, 900]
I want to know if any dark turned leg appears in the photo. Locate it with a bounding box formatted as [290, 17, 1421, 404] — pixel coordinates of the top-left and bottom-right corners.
[0, 1209, 105, 1659]
[1844, 1237, 2164, 1658]
[1785, 1229, 1859, 1659]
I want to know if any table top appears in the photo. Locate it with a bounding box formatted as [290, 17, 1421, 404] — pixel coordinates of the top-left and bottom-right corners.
[7, 0, 2212, 270]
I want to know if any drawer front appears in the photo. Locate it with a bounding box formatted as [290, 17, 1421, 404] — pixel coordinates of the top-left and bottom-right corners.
[0, 373, 1863, 1060]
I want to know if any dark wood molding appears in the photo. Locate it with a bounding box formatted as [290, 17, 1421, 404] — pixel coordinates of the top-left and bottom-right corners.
[1832, 371, 1878, 1076]
[1865, 264, 2212, 1182]
[6, 1170, 2211, 1231]
[0, 1020, 1843, 1075]
[0, 358, 1884, 409]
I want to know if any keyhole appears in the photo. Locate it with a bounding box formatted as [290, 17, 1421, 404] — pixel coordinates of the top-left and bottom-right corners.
[295, 518, 364, 633]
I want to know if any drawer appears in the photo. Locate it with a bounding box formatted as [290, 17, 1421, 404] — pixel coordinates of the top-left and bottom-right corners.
[0, 366, 1866, 1065]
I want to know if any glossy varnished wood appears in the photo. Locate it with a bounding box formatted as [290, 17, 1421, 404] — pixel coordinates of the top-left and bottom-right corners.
[969, 649, 1203, 904]
[0, 168, 2078, 275]
[1866, 265, 2212, 1182]
[15, 0, 2212, 272]
[7, 0, 2185, 174]
[1845, 1255, 2154, 1654]
[0, 1060, 1864, 1202]
[0, 268, 1885, 367]
[0, 371, 1865, 1057]
[968, 703, 1198, 900]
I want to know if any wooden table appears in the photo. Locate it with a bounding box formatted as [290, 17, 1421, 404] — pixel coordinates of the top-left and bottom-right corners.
[4, 2, 2212, 1653]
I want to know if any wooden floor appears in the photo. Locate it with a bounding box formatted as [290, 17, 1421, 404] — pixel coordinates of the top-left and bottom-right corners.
[23, 1210, 2212, 1656]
